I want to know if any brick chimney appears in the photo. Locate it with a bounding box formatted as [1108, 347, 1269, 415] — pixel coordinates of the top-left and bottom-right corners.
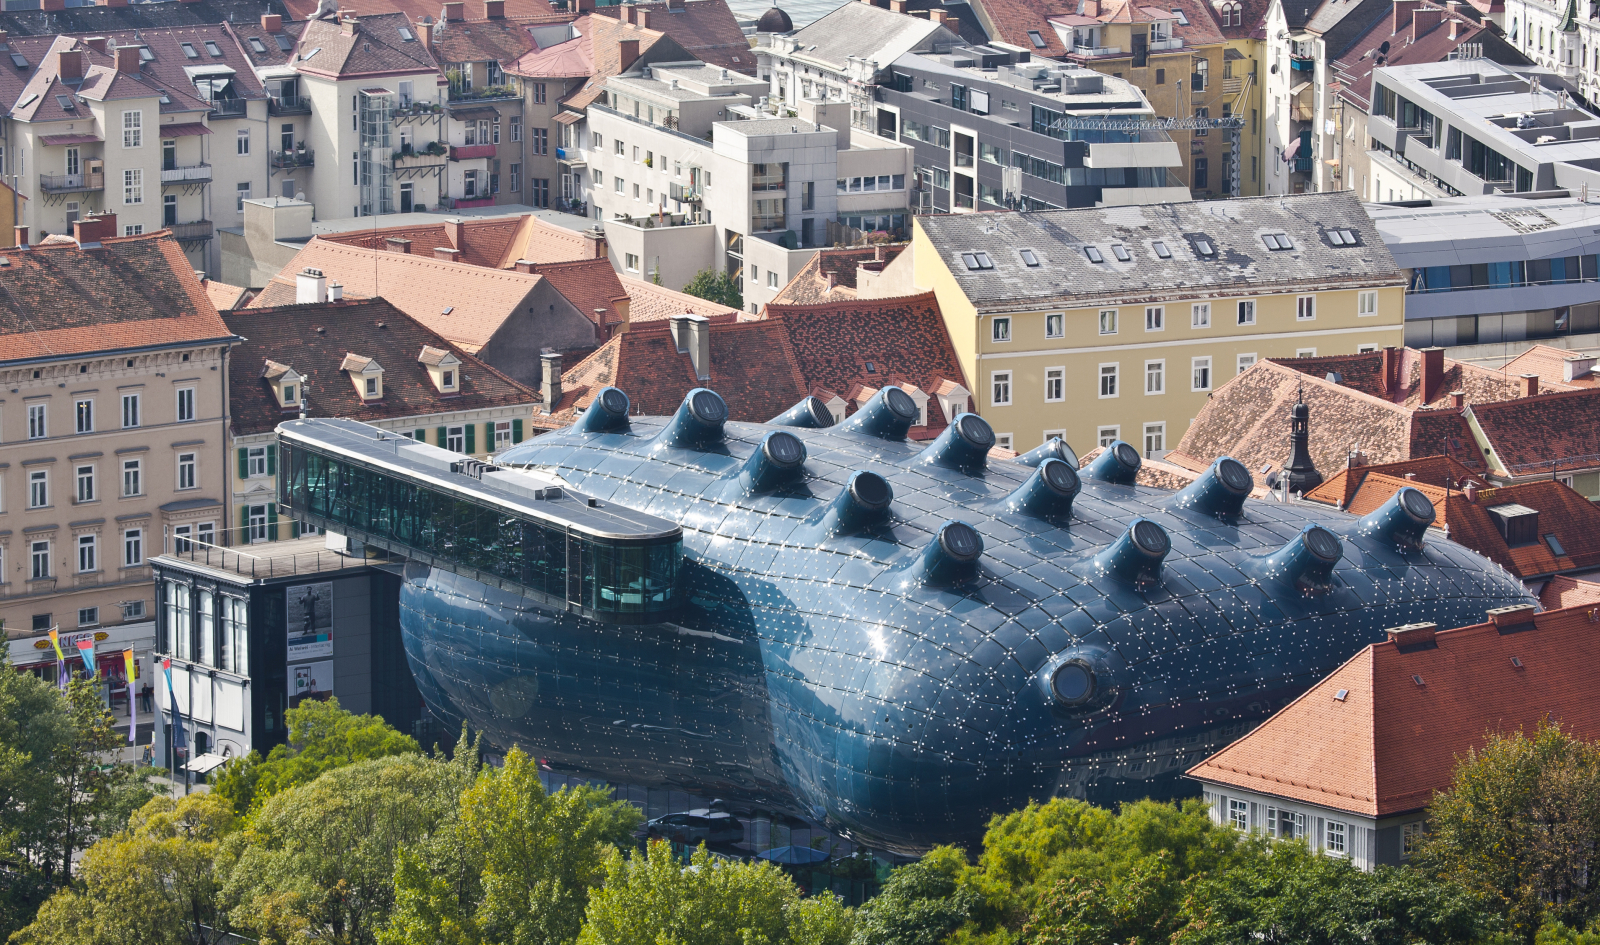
[514, 258, 536, 272]
[418, 16, 433, 52]
[577, 0, 595, 11]
[889, 0, 906, 10]
[56, 49, 84, 81]
[1448, 17, 1458, 38]
[1379, 345, 1400, 398]
[637, 8, 650, 28]
[114, 45, 140, 75]
[540, 350, 562, 407]
[1391, 0, 1422, 34]
[1420, 346, 1445, 403]
[72, 217, 103, 244]
[485, 0, 505, 16]
[1519, 372, 1539, 397]
[40, 0, 65, 11]
[1385, 622, 1437, 649]
[342, 15, 359, 35]
[262, 13, 283, 31]
[384, 237, 413, 253]
[82, 36, 107, 54]
[582, 225, 607, 258]
[622, 4, 635, 22]
[434, 246, 462, 261]
[296, 267, 327, 304]
[929, 8, 946, 23]
[443, 0, 464, 18]
[1410, 4, 1442, 38]
[1486, 603, 1537, 630]
[1449, 390, 1465, 410]
[97, 0, 129, 8]
[13, 225, 27, 248]
[1464, 480, 1478, 502]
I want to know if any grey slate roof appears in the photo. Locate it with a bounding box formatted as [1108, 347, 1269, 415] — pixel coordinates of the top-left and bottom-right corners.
[784, 1, 952, 69]
[917, 191, 1406, 310]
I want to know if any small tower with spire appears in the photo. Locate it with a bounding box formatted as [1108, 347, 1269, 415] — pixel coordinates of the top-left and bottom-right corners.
[1281, 383, 1323, 495]
[1557, 0, 1580, 78]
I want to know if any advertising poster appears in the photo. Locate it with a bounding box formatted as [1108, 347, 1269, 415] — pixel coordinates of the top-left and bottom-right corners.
[290, 660, 334, 707]
[286, 582, 333, 661]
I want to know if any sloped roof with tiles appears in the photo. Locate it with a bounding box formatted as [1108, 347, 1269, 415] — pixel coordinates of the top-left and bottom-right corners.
[293, 13, 442, 79]
[316, 214, 591, 267]
[233, 18, 310, 70]
[524, 258, 629, 327]
[1539, 575, 1600, 609]
[1306, 455, 1481, 510]
[321, 224, 456, 257]
[94, 25, 271, 102]
[251, 238, 552, 353]
[279, 0, 559, 22]
[1189, 604, 1600, 817]
[594, 0, 754, 73]
[495, 213, 603, 265]
[619, 275, 744, 322]
[0, 0, 291, 37]
[1503, 343, 1600, 389]
[781, 1, 949, 70]
[507, 18, 595, 77]
[770, 244, 907, 305]
[1332, 0, 1514, 112]
[0, 233, 234, 363]
[1469, 387, 1600, 478]
[432, 16, 539, 66]
[204, 280, 253, 311]
[1285, 347, 1555, 409]
[224, 298, 535, 437]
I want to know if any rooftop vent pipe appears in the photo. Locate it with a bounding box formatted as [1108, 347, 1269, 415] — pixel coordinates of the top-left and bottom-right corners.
[1356, 486, 1436, 551]
[1094, 518, 1170, 586]
[915, 413, 995, 472]
[1015, 435, 1079, 469]
[769, 394, 835, 428]
[837, 386, 917, 441]
[1172, 456, 1253, 521]
[656, 387, 728, 449]
[572, 386, 632, 433]
[1005, 458, 1080, 523]
[743, 431, 807, 492]
[1085, 440, 1141, 484]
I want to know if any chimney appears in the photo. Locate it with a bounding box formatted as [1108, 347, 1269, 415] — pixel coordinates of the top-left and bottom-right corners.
[1385, 622, 1437, 649]
[72, 217, 105, 244]
[619, 38, 640, 71]
[889, 0, 906, 10]
[1486, 603, 1537, 630]
[434, 246, 462, 262]
[623, 4, 635, 22]
[383, 236, 413, 253]
[443, 1, 464, 19]
[83, 36, 108, 54]
[929, 8, 946, 23]
[1448, 17, 1458, 38]
[418, 15, 433, 51]
[514, 258, 536, 273]
[583, 225, 607, 259]
[58, 48, 85, 79]
[1518, 372, 1539, 397]
[541, 350, 562, 407]
[669, 313, 691, 353]
[637, 8, 650, 28]
[40, 0, 64, 11]
[328, 282, 344, 302]
[1420, 346, 1445, 403]
[114, 45, 140, 75]
[442, 218, 463, 250]
[1410, 4, 1442, 38]
[1464, 480, 1478, 502]
[13, 225, 27, 248]
[1391, 0, 1422, 35]
[262, 13, 283, 31]
[685, 314, 710, 381]
[1564, 353, 1597, 381]
[342, 15, 358, 35]
[577, 0, 595, 11]
[824, 271, 836, 292]
[98, 0, 129, 7]
[485, 0, 505, 16]
[1380, 345, 1400, 398]
[1404, 471, 1417, 480]
[296, 267, 328, 304]
[1449, 390, 1465, 410]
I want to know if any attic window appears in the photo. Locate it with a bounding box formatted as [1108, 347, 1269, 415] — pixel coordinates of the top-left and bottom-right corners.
[303, 47, 322, 61]
[139, 47, 154, 62]
[56, 95, 75, 111]
[1111, 244, 1131, 262]
[1027, 30, 1047, 47]
[1020, 248, 1040, 267]
[248, 37, 268, 54]
[1084, 246, 1104, 263]
[398, 26, 416, 41]
[158, 90, 172, 104]
[275, 34, 294, 52]
[205, 41, 224, 57]
[1327, 227, 1359, 245]
[16, 92, 34, 107]
[961, 252, 994, 270]
[1172, 7, 1189, 23]
[1511, 656, 1524, 668]
[1545, 533, 1567, 556]
[1262, 233, 1294, 250]
[182, 42, 199, 58]
[10, 53, 28, 69]
[282, 383, 297, 404]
[1193, 238, 1215, 256]
[1412, 674, 1425, 686]
[441, 369, 454, 388]
[1334, 688, 1348, 701]
[1152, 240, 1171, 258]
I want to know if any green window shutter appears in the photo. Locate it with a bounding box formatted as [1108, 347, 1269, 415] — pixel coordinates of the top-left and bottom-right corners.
[484, 422, 495, 452]
[512, 419, 523, 443]
[237, 447, 248, 480]
[465, 424, 476, 455]
[437, 426, 448, 447]
[292, 520, 301, 539]
[266, 445, 277, 476]
[267, 503, 278, 542]
[414, 430, 426, 442]
[239, 504, 249, 539]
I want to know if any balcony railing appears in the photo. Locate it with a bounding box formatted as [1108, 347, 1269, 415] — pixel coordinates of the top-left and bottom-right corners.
[161, 163, 213, 184]
[39, 172, 104, 194]
[447, 85, 519, 103]
[268, 95, 311, 116]
[208, 99, 248, 118]
[752, 214, 786, 232]
[1150, 37, 1184, 50]
[169, 220, 213, 241]
[669, 181, 702, 203]
[272, 149, 315, 168]
[450, 143, 497, 160]
[439, 195, 496, 209]
[1069, 45, 1122, 57]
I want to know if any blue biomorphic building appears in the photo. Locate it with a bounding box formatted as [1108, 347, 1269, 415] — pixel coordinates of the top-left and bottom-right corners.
[276, 386, 1534, 852]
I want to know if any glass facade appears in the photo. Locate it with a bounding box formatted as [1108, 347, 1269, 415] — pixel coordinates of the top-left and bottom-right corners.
[160, 578, 249, 675]
[280, 443, 681, 619]
[1412, 255, 1600, 292]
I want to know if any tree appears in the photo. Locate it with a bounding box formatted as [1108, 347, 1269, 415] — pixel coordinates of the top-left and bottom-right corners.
[578, 841, 851, 945]
[11, 793, 236, 945]
[681, 269, 743, 310]
[220, 750, 473, 945]
[1022, 851, 1179, 945]
[210, 697, 420, 815]
[851, 847, 978, 945]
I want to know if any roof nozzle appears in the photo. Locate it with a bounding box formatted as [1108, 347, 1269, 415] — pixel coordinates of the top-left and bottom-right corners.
[655, 387, 728, 450]
[820, 470, 894, 536]
[572, 386, 631, 433]
[904, 520, 984, 586]
[768, 395, 836, 428]
[743, 430, 807, 492]
[1005, 457, 1080, 523]
[1356, 486, 1436, 551]
[1084, 440, 1141, 485]
[1093, 517, 1169, 586]
[915, 413, 994, 472]
[1173, 456, 1253, 521]
[1014, 435, 1078, 470]
[836, 386, 918, 441]
[1251, 524, 1344, 594]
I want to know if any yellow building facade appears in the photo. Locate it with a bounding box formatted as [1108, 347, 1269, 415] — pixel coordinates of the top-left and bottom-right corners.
[911, 192, 1407, 457]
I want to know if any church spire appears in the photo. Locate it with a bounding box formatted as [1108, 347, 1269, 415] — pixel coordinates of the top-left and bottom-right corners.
[1281, 384, 1323, 496]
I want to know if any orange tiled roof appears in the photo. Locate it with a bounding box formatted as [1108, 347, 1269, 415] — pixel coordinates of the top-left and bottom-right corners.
[524, 257, 628, 328]
[1469, 387, 1600, 478]
[619, 274, 743, 322]
[1503, 344, 1600, 389]
[1189, 602, 1600, 817]
[769, 244, 907, 305]
[432, 15, 539, 64]
[1539, 575, 1600, 609]
[494, 213, 604, 266]
[1305, 455, 1482, 510]
[204, 279, 253, 311]
[592, 0, 753, 73]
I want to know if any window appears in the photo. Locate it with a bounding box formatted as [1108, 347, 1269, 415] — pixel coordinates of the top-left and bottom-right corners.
[1143, 422, 1166, 458]
[1112, 244, 1131, 262]
[29, 470, 47, 508]
[768, 271, 779, 288]
[1044, 367, 1064, 402]
[510, 163, 521, 194]
[1145, 360, 1165, 394]
[77, 535, 96, 573]
[1097, 426, 1120, 448]
[992, 317, 1012, 343]
[175, 388, 199, 424]
[76, 464, 95, 503]
[122, 110, 142, 148]
[31, 541, 49, 580]
[1027, 29, 1047, 47]
[236, 181, 252, 212]
[1192, 303, 1211, 328]
[991, 371, 1013, 406]
[364, 376, 378, 397]
[1229, 799, 1248, 831]
[447, 426, 465, 452]
[614, 176, 624, 194]
[73, 398, 94, 434]
[625, 253, 640, 273]
[178, 452, 196, 490]
[961, 251, 994, 270]
[495, 421, 514, 450]
[1237, 299, 1256, 325]
[1325, 820, 1346, 855]
[1237, 353, 1258, 375]
[1401, 822, 1423, 858]
[247, 504, 268, 543]
[78, 607, 98, 628]
[1358, 290, 1378, 316]
[615, 138, 625, 156]
[1152, 240, 1171, 259]
[1192, 357, 1212, 391]
[123, 168, 143, 204]
[1085, 246, 1104, 263]
[1099, 364, 1119, 398]
[237, 128, 250, 155]
[123, 225, 144, 236]
[1296, 347, 1317, 358]
[123, 529, 143, 567]
[124, 600, 147, 621]
[1046, 313, 1064, 338]
[1019, 247, 1040, 266]
[1145, 306, 1164, 331]
[1194, 157, 1208, 189]
[1096, 310, 1116, 335]
[247, 447, 267, 478]
[121, 392, 140, 428]
[532, 127, 547, 155]
[995, 433, 1012, 450]
[1297, 295, 1316, 320]
[122, 459, 141, 497]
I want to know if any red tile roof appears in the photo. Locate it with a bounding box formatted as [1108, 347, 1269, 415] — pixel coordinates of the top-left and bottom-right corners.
[431, 16, 539, 64]
[1539, 574, 1600, 610]
[506, 15, 594, 78]
[770, 244, 908, 305]
[1469, 387, 1600, 479]
[1305, 454, 1481, 510]
[1189, 602, 1600, 817]
[1502, 344, 1600, 389]
[619, 274, 744, 322]
[204, 279, 253, 311]
[277, 0, 561, 28]
[292, 12, 442, 79]
[0, 232, 234, 362]
[1332, 0, 1510, 112]
[523, 257, 628, 328]
[316, 213, 598, 267]
[592, 0, 753, 73]
[493, 213, 605, 265]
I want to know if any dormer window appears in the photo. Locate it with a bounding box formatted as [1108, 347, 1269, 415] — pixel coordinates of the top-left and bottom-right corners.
[364, 377, 378, 396]
[283, 384, 296, 404]
[342, 353, 384, 401]
[262, 359, 304, 410]
[442, 369, 454, 388]
[417, 344, 462, 394]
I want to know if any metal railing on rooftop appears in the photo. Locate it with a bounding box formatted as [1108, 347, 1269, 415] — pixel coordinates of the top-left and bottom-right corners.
[208, 99, 248, 118]
[159, 536, 382, 581]
[39, 172, 103, 193]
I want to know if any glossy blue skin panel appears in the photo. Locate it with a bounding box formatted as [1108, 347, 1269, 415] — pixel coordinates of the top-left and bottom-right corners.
[399, 413, 1535, 852]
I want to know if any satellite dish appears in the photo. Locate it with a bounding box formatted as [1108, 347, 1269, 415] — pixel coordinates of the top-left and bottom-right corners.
[1379, 40, 1390, 53]
[295, 191, 306, 201]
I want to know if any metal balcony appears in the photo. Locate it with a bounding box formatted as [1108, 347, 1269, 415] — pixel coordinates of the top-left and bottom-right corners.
[39, 172, 104, 194]
[268, 95, 311, 116]
[669, 181, 702, 203]
[169, 220, 213, 241]
[450, 143, 497, 161]
[208, 99, 248, 119]
[272, 149, 315, 168]
[161, 163, 213, 184]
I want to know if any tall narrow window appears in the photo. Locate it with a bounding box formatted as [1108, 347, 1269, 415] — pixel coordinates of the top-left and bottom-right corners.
[1358, 290, 1378, 316]
[1099, 364, 1119, 398]
[121, 392, 140, 428]
[123, 529, 143, 567]
[75, 399, 93, 433]
[1237, 299, 1256, 325]
[178, 452, 196, 490]
[77, 535, 96, 573]
[1099, 309, 1117, 335]
[76, 464, 94, 502]
[1145, 360, 1165, 394]
[31, 540, 50, 580]
[1297, 295, 1316, 320]
[1044, 368, 1064, 402]
[28, 403, 46, 439]
[122, 459, 141, 497]
[177, 387, 196, 422]
[1191, 303, 1211, 328]
[991, 371, 1012, 406]
[28, 470, 47, 508]
[122, 110, 142, 148]
[1143, 422, 1166, 458]
[1192, 357, 1212, 391]
[123, 168, 143, 204]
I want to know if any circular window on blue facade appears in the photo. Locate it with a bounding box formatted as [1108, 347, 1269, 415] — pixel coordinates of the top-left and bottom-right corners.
[1051, 660, 1096, 706]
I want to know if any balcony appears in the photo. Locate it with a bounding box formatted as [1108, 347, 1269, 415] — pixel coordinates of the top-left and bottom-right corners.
[394, 144, 448, 169]
[39, 172, 104, 194]
[556, 146, 585, 166]
[439, 195, 496, 209]
[447, 84, 519, 104]
[208, 98, 248, 119]
[1069, 45, 1122, 57]
[161, 163, 213, 184]
[1150, 36, 1184, 50]
[450, 143, 496, 161]
[272, 148, 315, 169]
[169, 220, 213, 241]
[268, 95, 311, 116]
[669, 181, 702, 203]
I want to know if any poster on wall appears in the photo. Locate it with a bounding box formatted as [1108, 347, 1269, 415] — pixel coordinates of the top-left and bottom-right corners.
[286, 583, 333, 661]
[290, 660, 334, 707]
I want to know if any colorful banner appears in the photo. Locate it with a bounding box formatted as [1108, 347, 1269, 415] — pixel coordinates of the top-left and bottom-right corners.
[162, 658, 187, 754]
[123, 650, 136, 744]
[47, 627, 64, 690]
[75, 639, 96, 677]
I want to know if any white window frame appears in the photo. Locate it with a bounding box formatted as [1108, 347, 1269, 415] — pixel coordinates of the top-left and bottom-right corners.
[28, 470, 47, 509]
[1191, 302, 1211, 329]
[995, 433, 1013, 450]
[177, 387, 196, 422]
[1145, 305, 1164, 332]
[1325, 820, 1346, 855]
[1401, 822, 1423, 858]
[1358, 289, 1378, 316]
[447, 426, 466, 452]
[30, 540, 50, 580]
[1296, 347, 1318, 357]
[75, 398, 93, 434]
[237, 127, 250, 155]
[1192, 356, 1212, 392]
[1237, 299, 1256, 325]
[1044, 367, 1065, 402]
[1097, 425, 1120, 447]
[123, 168, 143, 205]
[123, 528, 143, 568]
[990, 370, 1013, 406]
[1297, 295, 1316, 321]
[1228, 798, 1248, 831]
[1237, 352, 1258, 375]
[1046, 312, 1065, 338]
[177, 452, 197, 490]
[1099, 363, 1119, 399]
[76, 464, 94, 503]
[1143, 421, 1166, 458]
[247, 504, 268, 543]
[77, 534, 97, 573]
[1098, 309, 1118, 335]
[1358, 343, 1381, 353]
[121, 392, 140, 428]
[494, 421, 513, 449]
[28, 403, 46, 439]
[122, 109, 143, 148]
[247, 446, 268, 478]
[1145, 359, 1165, 395]
[1042, 428, 1066, 446]
[121, 458, 142, 497]
[992, 317, 1012, 343]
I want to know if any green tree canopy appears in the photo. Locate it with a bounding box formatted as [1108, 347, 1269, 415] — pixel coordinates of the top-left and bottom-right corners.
[210, 697, 420, 815]
[680, 269, 743, 310]
[851, 846, 978, 945]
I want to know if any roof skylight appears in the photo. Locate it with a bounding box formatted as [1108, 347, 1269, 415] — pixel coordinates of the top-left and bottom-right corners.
[961, 251, 994, 270]
[1019, 248, 1040, 267]
[205, 41, 224, 57]
[398, 26, 416, 41]
[1172, 7, 1189, 24]
[1111, 244, 1131, 262]
[15, 92, 35, 107]
[1262, 233, 1294, 250]
[275, 34, 294, 52]
[1027, 30, 1047, 47]
[1194, 238, 1215, 256]
[182, 42, 198, 58]
[139, 46, 154, 61]
[55, 94, 75, 110]
[1084, 246, 1104, 263]
[249, 37, 268, 53]
[1328, 227, 1359, 245]
[10, 53, 27, 69]
[1152, 240, 1171, 258]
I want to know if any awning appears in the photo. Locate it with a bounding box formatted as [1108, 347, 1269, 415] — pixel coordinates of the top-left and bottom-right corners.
[360, 86, 394, 95]
[552, 110, 584, 125]
[1224, 47, 1246, 60]
[39, 133, 101, 146]
[1325, 158, 1340, 166]
[1290, 80, 1311, 96]
[449, 104, 500, 120]
[183, 752, 230, 775]
[160, 122, 213, 138]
